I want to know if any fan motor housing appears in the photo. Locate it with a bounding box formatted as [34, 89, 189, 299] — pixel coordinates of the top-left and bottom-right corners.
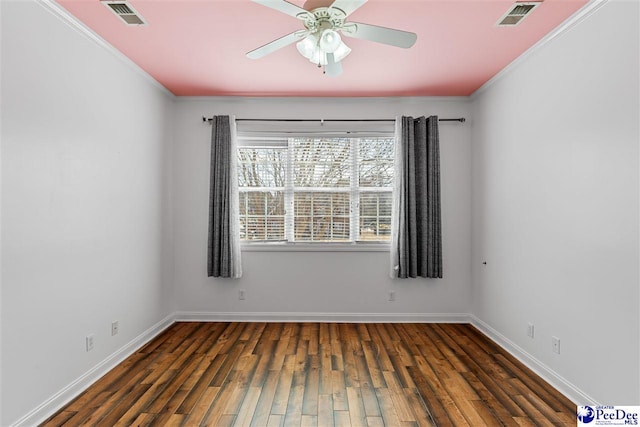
[298, 7, 346, 32]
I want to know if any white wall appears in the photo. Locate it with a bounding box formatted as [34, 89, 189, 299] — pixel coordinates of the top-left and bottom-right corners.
[1, 2, 174, 425]
[173, 97, 471, 318]
[471, 0, 639, 404]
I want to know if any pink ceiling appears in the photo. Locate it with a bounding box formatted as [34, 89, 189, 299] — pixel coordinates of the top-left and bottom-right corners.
[55, 0, 589, 97]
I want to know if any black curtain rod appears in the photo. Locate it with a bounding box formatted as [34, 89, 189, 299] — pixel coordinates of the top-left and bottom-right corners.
[202, 117, 465, 123]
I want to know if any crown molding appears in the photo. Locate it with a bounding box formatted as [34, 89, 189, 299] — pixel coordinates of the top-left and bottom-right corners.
[470, 0, 609, 100]
[36, 0, 175, 99]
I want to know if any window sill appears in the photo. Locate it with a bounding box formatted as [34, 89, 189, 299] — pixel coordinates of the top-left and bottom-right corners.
[241, 242, 391, 252]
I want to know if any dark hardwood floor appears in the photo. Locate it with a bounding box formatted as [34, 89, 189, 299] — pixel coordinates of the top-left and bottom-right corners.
[42, 322, 576, 426]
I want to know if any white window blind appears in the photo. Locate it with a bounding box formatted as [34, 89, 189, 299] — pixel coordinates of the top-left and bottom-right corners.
[238, 134, 394, 244]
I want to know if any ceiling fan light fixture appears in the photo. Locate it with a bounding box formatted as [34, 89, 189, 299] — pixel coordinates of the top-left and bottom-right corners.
[247, 0, 420, 76]
[296, 34, 317, 59]
[309, 49, 328, 66]
[333, 41, 351, 62]
[319, 29, 341, 53]
[296, 31, 349, 66]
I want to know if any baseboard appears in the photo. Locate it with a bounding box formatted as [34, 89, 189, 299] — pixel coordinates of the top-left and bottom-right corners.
[174, 311, 471, 323]
[11, 313, 176, 427]
[470, 315, 600, 406]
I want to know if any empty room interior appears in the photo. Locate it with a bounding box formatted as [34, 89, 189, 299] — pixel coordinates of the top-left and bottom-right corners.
[1, 0, 639, 425]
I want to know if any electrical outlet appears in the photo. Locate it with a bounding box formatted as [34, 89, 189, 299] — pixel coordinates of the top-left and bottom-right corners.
[388, 290, 395, 301]
[238, 289, 246, 300]
[111, 320, 119, 336]
[86, 334, 95, 352]
[552, 336, 561, 354]
[527, 323, 534, 338]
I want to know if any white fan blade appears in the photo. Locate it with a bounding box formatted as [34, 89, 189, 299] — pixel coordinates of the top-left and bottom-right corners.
[328, 0, 367, 17]
[325, 53, 342, 77]
[341, 22, 417, 48]
[252, 0, 311, 19]
[246, 31, 308, 59]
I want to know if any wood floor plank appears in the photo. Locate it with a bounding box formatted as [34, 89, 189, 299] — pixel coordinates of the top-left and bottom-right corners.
[182, 386, 220, 425]
[502, 356, 575, 413]
[176, 353, 227, 414]
[41, 322, 576, 427]
[266, 414, 284, 427]
[382, 370, 416, 423]
[460, 370, 524, 424]
[270, 354, 296, 415]
[283, 370, 306, 426]
[331, 370, 349, 411]
[130, 413, 156, 426]
[334, 410, 352, 427]
[317, 394, 335, 427]
[345, 387, 367, 427]
[39, 410, 74, 427]
[362, 340, 386, 388]
[250, 351, 275, 388]
[341, 337, 361, 388]
[404, 386, 436, 426]
[295, 339, 310, 372]
[375, 387, 403, 427]
[235, 386, 262, 427]
[301, 414, 318, 427]
[366, 416, 385, 427]
[56, 390, 113, 426]
[513, 394, 557, 427]
[319, 343, 334, 395]
[200, 371, 239, 426]
[442, 373, 488, 426]
[210, 342, 246, 387]
[360, 383, 382, 418]
[114, 369, 176, 425]
[470, 399, 505, 426]
[145, 389, 188, 424]
[250, 369, 281, 427]
[146, 353, 205, 414]
[302, 354, 320, 415]
[269, 332, 292, 371]
[95, 382, 151, 426]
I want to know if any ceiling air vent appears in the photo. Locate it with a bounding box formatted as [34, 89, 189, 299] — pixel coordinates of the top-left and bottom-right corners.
[101, 1, 147, 26]
[496, 2, 541, 27]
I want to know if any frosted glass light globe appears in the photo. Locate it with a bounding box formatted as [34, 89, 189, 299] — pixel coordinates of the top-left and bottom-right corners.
[319, 29, 341, 53]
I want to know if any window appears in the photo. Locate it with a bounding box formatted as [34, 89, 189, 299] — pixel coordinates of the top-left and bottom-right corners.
[238, 136, 394, 244]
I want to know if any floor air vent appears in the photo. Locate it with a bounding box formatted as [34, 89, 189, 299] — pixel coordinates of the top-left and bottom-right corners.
[497, 2, 541, 27]
[101, 1, 147, 26]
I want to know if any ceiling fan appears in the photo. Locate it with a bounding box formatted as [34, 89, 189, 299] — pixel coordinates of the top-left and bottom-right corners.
[246, 0, 417, 77]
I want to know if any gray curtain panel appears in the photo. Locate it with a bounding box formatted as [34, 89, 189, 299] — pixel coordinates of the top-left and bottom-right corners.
[207, 115, 234, 278]
[396, 116, 443, 278]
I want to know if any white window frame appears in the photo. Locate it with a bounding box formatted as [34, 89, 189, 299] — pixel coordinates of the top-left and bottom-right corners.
[237, 128, 394, 252]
